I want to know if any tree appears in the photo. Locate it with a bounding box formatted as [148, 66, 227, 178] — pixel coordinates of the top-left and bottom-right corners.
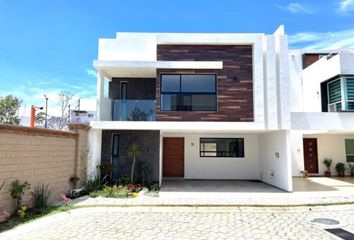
[35, 111, 46, 126]
[58, 91, 73, 130]
[127, 144, 141, 183]
[0, 95, 22, 125]
[47, 91, 73, 130]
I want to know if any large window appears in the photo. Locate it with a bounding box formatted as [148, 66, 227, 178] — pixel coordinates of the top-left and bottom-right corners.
[200, 138, 244, 158]
[327, 76, 354, 112]
[160, 74, 217, 111]
[345, 139, 354, 162]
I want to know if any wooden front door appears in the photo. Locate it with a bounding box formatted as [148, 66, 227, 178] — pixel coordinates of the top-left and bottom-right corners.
[163, 137, 184, 177]
[303, 138, 319, 174]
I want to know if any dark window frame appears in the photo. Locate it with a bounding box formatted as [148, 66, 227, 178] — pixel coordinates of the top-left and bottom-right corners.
[199, 138, 245, 158]
[345, 139, 354, 162]
[160, 73, 217, 111]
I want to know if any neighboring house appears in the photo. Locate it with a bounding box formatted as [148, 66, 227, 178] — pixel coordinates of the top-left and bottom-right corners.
[70, 110, 96, 124]
[289, 49, 354, 177]
[89, 25, 293, 191]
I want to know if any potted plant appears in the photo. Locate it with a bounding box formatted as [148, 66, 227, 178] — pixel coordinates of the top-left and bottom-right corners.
[323, 158, 332, 177]
[348, 163, 354, 177]
[335, 162, 346, 177]
[69, 176, 80, 189]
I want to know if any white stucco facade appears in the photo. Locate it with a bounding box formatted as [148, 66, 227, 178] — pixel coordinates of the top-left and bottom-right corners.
[88, 26, 354, 192]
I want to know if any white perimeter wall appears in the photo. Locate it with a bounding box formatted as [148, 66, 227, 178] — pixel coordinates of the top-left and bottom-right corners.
[258, 131, 292, 191]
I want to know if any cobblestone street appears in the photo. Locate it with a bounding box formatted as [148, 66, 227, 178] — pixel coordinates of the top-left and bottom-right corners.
[1, 206, 354, 240]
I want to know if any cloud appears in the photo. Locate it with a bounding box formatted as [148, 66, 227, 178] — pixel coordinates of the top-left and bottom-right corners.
[278, 2, 313, 14]
[0, 78, 96, 118]
[289, 28, 354, 50]
[86, 68, 98, 78]
[338, 0, 354, 12]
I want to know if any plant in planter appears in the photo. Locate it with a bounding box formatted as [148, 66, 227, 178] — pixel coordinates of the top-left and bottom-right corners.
[10, 180, 31, 211]
[348, 163, 354, 177]
[323, 158, 332, 177]
[335, 162, 346, 177]
[69, 176, 80, 189]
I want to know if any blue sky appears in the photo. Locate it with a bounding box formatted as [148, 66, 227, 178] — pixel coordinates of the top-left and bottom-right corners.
[0, 0, 354, 116]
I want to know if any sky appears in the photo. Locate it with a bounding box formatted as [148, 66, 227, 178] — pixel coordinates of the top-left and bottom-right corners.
[0, 0, 354, 118]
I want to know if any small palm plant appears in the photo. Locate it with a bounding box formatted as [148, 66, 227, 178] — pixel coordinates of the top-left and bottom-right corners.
[127, 144, 141, 183]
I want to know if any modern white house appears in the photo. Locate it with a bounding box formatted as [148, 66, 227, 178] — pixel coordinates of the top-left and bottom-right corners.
[88, 25, 354, 192]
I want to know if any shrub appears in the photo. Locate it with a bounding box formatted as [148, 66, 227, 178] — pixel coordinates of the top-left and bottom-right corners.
[119, 175, 131, 185]
[335, 162, 346, 176]
[148, 183, 159, 192]
[89, 185, 140, 198]
[84, 175, 104, 192]
[125, 183, 143, 193]
[17, 206, 27, 219]
[31, 184, 52, 209]
[9, 180, 31, 210]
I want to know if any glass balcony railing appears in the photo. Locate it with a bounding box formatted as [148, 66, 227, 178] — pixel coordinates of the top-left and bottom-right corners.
[112, 99, 156, 121]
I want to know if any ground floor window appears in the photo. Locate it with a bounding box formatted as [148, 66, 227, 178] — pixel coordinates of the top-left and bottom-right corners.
[345, 139, 354, 162]
[200, 138, 244, 158]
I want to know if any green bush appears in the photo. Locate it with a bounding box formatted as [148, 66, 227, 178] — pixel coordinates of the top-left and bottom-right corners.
[31, 184, 52, 209]
[119, 175, 131, 185]
[148, 183, 159, 192]
[84, 175, 104, 192]
[10, 180, 31, 210]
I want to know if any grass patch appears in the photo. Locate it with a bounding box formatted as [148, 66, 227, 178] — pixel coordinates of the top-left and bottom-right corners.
[0, 205, 75, 233]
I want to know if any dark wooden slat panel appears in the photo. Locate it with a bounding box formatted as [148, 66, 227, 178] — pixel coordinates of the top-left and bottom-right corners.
[156, 45, 253, 122]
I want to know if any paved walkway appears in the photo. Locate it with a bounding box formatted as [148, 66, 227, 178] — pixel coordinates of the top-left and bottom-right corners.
[1, 205, 354, 240]
[72, 177, 354, 207]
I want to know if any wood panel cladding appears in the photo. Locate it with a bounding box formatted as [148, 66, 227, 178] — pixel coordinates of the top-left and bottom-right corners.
[156, 45, 253, 121]
[303, 54, 321, 69]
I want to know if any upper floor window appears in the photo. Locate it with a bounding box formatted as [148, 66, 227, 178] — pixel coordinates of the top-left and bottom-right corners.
[160, 74, 217, 111]
[327, 76, 354, 112]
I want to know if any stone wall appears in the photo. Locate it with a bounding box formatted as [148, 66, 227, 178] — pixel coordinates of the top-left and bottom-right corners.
[0, 124, 89, 212]
[101, 130, 160, 182]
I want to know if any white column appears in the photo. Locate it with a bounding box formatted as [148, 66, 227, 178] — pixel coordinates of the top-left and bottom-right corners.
[88, 128, 102, 179]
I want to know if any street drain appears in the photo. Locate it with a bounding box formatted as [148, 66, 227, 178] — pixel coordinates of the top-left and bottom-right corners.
[325, 228, 354, 240]
[311, 218, 340, 225]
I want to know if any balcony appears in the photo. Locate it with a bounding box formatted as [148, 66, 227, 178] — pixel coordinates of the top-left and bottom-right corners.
[112, 99, 156, 121]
